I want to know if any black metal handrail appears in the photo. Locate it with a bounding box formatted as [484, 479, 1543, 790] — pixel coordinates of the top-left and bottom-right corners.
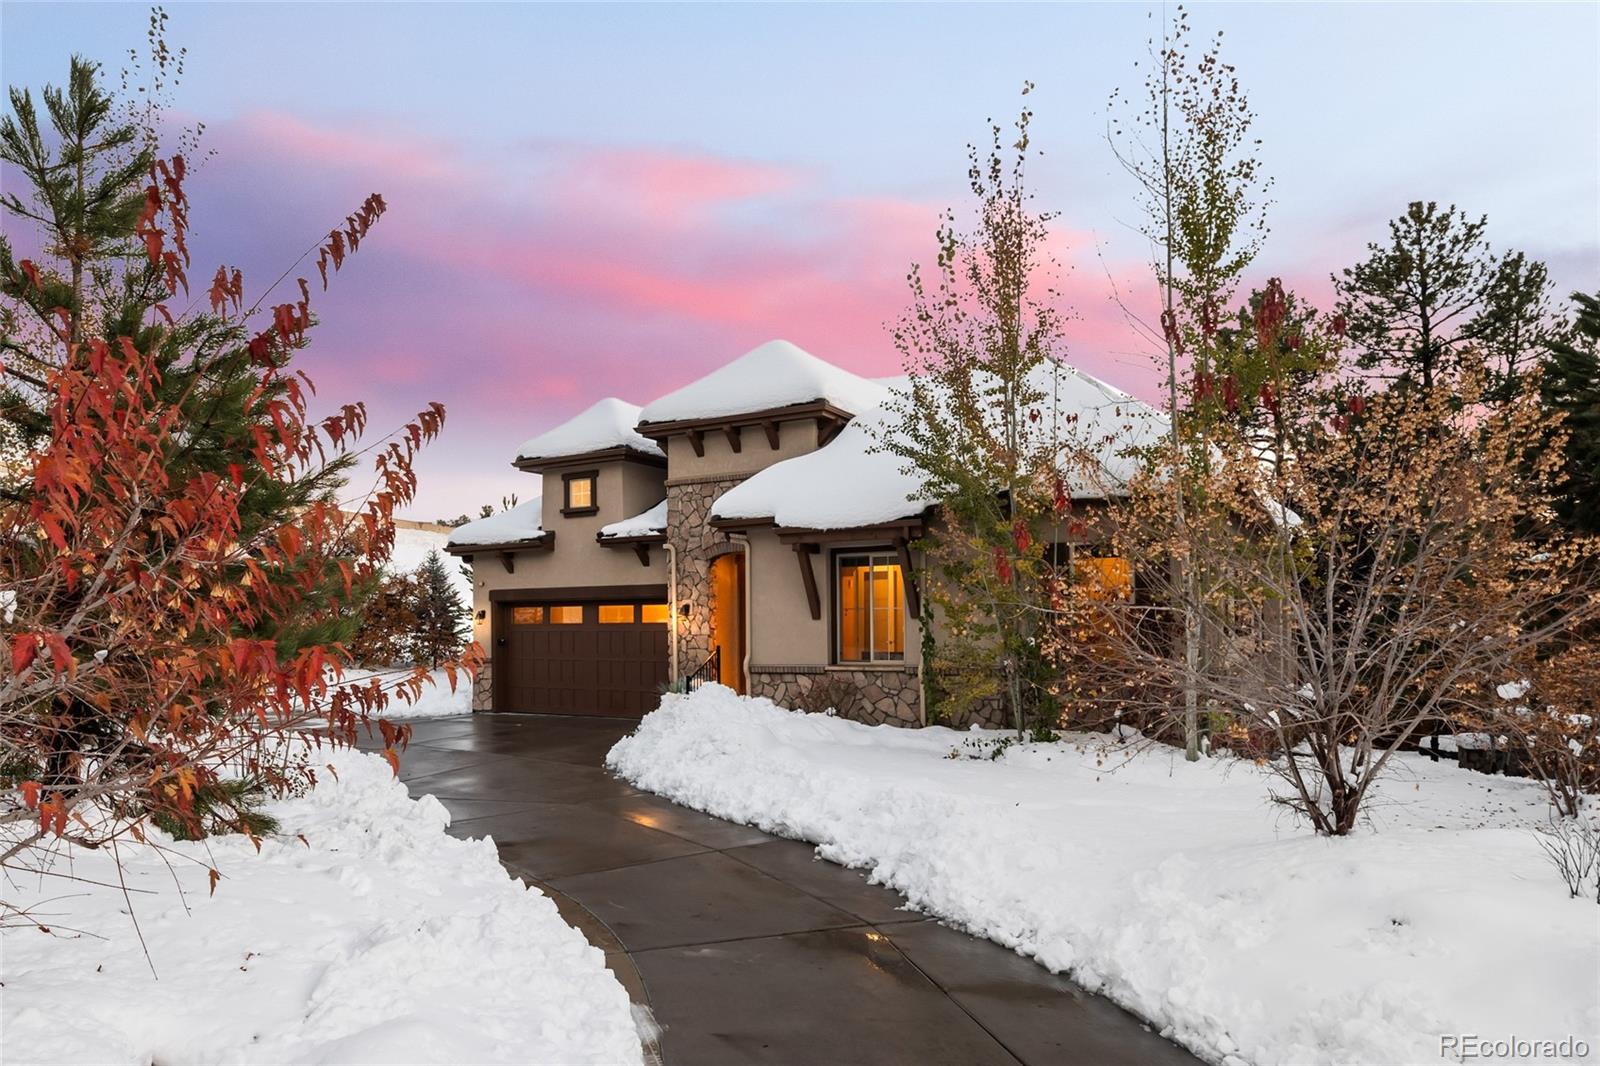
[686, 646, 721, 692]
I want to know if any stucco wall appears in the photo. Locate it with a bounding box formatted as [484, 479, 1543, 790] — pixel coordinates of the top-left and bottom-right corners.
[537, 461, 663, 532]
[663, 418, 820, 482]
[745, 529, 924, 672]
[463, 458, 667, 681]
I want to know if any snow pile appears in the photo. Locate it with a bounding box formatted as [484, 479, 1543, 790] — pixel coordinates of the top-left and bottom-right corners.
[446, 496, 545, 548]
[599, 498, 667, 539]
[355, 667, 474, 719]
[713, 401, 930, 529]
[608, 687, 1600, 1066]
[3, 746, 642, 1065]
[516, 397, 663, 463]
[638, 339, 886, 424]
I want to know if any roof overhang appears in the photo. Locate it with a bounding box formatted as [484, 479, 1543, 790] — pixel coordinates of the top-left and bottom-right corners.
[708, 513, 928, 542]
[445, 530, 555, 558]
[635, 399, 854, 457]
[512, 446, 667, 474]
[596, 530, 667, 567]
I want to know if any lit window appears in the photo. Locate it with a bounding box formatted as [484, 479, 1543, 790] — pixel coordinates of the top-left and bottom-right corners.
[640, 603, 670, 624]
[598, 604, 635, 624]
[511, 606, 544, 625]
[1074, 555, 1133, 601]
[564, 474, 596, 512]
[836, 552, 905, 663]
[549, 605, 584, 624]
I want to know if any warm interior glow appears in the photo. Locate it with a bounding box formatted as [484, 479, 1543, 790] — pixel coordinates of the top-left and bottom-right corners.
[549, 605, 583, 624]
[510, 606, 544, 625]
[640, 603, 670, 624]
[598, 604, 635, 624]
[1075, 556, 1133, 601]
[567, 476, 594, 509]
[837, 554, 904, 663]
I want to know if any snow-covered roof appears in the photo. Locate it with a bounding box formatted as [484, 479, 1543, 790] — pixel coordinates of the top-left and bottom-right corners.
[1044, 364, 1169, 497]
[637, 340, 887, 426]
[711, 361, 1168, 531]
[712, 397, 929, 530]
[598, 499, 668, 540]
[446, 497, 546, 548]
[515, 398, 664, 464]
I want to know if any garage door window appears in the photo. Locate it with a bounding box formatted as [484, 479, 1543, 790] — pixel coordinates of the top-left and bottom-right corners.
[549, 605, 584, 624]
[511, 606, 545, 625]
[598, 604, 635, 624]
[640, 603, 669, 624]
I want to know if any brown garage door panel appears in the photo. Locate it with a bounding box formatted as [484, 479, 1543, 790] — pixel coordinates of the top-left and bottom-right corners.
[499, 598, 668, 717]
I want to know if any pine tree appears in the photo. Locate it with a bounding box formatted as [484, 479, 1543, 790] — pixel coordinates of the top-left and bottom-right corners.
[1542, 291, 1600, 535]
[410, 550, 468, 669]
[1333, 202, 1558, 395]
[1, 49, 364, 662]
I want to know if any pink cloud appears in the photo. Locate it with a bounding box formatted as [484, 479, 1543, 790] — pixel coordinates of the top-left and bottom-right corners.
[187, 109, 1166, 517]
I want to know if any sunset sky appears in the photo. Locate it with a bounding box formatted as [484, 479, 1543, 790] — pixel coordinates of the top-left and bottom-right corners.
[3, 2, 1596, 519]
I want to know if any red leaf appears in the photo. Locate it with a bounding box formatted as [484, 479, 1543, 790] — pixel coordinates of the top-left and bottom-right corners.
[381, 747, 401, 777]
[19, 781, 41, 810]
[18, 259, 41, 290]
[10, 636, 37, 676]
[208, 868, 221, 897]
[43, 633, 74, 679]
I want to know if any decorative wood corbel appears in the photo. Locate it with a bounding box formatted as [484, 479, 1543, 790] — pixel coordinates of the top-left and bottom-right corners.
[794, 542, 821, 620]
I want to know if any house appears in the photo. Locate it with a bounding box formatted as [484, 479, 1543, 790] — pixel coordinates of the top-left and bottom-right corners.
[446, 339, 1164, 725]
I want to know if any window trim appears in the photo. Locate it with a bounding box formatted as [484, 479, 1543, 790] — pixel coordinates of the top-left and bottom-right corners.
[561, 470, 599, 516]
[832, 548, 907, 665]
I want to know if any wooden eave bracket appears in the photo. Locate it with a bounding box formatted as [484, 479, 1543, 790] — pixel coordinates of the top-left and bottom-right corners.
[633, 543, 652, 567]
[794, 542, 821, 620]
[893, 535, 922, 618]
[816, 413, 848, 447]
[687, 428, 705, 458]
[499, 551, 515, 574]
[723, 426, 742, 454]
[761, 420, 780, 449]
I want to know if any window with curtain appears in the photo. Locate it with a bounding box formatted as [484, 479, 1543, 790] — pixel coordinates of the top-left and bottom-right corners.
[836, 552, 905, 663]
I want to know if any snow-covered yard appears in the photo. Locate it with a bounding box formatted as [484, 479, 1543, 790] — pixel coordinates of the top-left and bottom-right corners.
[3, 746, 642, 1065]
[608, 686, 1600, 1066]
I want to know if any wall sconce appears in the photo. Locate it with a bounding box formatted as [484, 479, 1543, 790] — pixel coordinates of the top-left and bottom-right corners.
[678, 602, 691, 617]
[475, 610, 487, 621]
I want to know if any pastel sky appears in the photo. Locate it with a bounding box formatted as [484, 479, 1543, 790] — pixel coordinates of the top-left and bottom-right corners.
[3, 2, 1596, 520]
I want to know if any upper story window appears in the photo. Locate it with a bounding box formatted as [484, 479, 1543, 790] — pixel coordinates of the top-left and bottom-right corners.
[836, 551, 905, 664]
[562, 471, 598, 516]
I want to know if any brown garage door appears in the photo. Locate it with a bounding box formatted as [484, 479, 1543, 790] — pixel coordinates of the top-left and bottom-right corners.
[496, 592, 669, 717]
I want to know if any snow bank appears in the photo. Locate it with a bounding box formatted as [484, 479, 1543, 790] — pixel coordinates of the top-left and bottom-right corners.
[712, 402, 930, 529]
[638, 339, 886, 424]
[353, 667, 474, 719]
[599, 498, 667, 539]
[608, 687, 1600, 1066]
[446, 496, 545, 548]
[516, 397, 662, 463]
[4, 747, 642, 1065]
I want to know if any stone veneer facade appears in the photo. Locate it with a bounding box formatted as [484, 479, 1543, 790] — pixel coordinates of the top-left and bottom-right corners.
[666, 474, 747, 678]
[748, 666, 922, 726]
[472, 660, 493, 712]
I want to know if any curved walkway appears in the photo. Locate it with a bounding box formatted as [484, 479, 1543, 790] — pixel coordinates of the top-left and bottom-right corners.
[382, 713, 1198, 1066]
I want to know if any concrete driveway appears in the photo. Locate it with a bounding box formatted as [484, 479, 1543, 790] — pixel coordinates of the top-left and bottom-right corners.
[379, 713, 1199, 1066]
